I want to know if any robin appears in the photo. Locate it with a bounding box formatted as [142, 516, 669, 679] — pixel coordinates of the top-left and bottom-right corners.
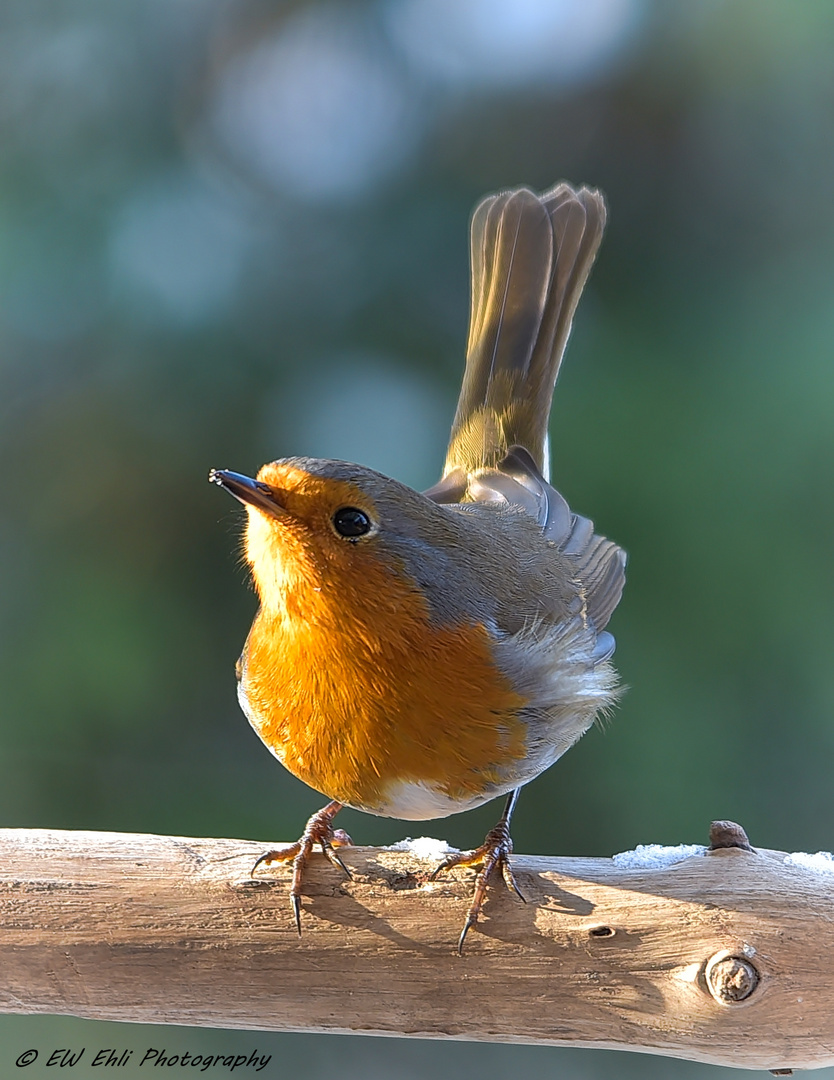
[211, 181, 626, 951]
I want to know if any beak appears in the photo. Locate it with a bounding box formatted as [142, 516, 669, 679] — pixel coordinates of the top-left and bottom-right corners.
[209, 469, 290, 520]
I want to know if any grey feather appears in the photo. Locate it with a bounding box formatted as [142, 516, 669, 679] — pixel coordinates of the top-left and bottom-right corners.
[444, 182, 606, 476]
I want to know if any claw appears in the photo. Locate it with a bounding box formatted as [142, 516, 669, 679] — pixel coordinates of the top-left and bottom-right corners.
[502, 859, 527, 904]
[290, 892, 302, 936]
[251, 800, 347, 933]
[432, 791, 524, 952]
[321, 839, 353, 879]
[436, 839, 516, 953]
[457, 913, 477, 955]
[252, 842, 300, 875]
[430, 855, 460, 881]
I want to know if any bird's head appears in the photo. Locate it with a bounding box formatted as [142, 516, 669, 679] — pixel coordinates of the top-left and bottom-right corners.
[210, 457, 469, 620]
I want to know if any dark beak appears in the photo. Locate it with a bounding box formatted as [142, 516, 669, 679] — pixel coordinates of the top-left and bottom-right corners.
[209, 469, 289, 520]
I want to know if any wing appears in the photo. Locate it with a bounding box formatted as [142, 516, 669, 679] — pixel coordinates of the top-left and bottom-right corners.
[425, 446, 625, 635]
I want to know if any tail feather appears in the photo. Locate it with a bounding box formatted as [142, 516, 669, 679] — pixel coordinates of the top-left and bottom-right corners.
[444, 183, 606, 478]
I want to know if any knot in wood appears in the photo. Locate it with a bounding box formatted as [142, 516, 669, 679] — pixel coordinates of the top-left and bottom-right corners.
[705, 953, 759, 1004]
[708, 820, 753, 851]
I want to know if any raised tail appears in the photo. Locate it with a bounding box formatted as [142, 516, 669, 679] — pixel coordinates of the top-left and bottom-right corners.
[443, 182, 606, 479]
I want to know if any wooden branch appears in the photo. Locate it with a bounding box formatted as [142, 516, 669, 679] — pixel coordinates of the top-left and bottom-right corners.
[1, 828, 832, 1072]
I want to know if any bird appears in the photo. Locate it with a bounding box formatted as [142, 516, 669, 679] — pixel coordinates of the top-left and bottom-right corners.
[210, 181, 626, 952]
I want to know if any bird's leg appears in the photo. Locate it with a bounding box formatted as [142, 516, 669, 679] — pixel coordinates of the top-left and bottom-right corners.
[252, 800, 352, 934]
[431, 788, 525, 953]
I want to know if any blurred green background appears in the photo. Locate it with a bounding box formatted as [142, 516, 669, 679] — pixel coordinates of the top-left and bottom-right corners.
[3, 0, 834, 1076]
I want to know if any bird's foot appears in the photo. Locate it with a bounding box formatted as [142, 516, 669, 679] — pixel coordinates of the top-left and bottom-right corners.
[431, 816, 526, 953]
[252, 800, 352, 934]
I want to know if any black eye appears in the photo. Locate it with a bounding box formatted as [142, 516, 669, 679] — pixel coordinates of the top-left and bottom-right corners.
[332, 507, 372, 538]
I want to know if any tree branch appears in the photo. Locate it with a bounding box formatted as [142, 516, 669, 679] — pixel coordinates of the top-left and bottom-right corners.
[1, 827, 832, 1072]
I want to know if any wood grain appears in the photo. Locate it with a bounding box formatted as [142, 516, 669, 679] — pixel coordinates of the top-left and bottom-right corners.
[1, 828, 832, 1071]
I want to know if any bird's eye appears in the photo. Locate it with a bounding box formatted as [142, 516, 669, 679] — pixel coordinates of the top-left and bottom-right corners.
[332, 507, 372, 539]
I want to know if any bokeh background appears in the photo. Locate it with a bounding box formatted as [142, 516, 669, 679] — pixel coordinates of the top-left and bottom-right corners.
[3, 1, 834, 1076]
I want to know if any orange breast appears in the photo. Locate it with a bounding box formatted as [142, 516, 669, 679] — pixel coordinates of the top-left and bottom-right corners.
[240, 553, 528, 814]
